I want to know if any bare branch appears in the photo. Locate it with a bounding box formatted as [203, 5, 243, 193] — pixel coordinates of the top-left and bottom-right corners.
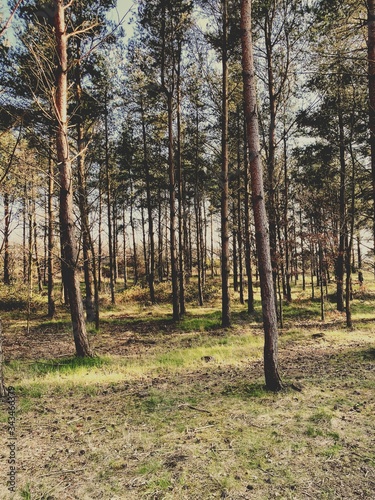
[0, 0, 23, 37]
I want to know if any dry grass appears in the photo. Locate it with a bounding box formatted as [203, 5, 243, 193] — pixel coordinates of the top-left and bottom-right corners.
[0, 282, 374, 499]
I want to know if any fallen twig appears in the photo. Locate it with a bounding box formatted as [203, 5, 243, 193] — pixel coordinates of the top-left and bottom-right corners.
[178, 403, 213, 415]
[38, 468, 85, 478]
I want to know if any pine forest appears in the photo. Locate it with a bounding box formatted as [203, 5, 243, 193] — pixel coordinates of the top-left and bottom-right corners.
[0, 1, 374, 498]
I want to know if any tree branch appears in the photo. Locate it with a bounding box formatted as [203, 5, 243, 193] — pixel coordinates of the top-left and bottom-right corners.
[0, 0, 23, 37]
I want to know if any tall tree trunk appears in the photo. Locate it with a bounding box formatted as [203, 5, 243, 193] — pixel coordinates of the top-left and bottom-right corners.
[283, 125, 292, 302]
[241, 0, 282, 391]
[195, 194, 204, 307]
[54, 0, 92, 357]
[47, 132, 55, 318]
[74, 40, 95, 322]
[176, 42, 185, 316]
[32, 194, 43, 293]
[264, 8, 278, 312]
[122, 205, 128, 288]
[167, 93, 180, 320]
[141, 200, 148, 281]
[158, 188, 163, 282]
[23, 186, 27, 283]
[319, 240, 325, 321]
[104, 91, 115, 304]
[244, 120, 254, 313]
[336, 105, 346, 312]
[98, 170, 103, 291]
[112, 201, 118, 284]
[237, 116, 244, 305]
[130, 181, 138, 285]
[3, 192, 10, 285]
[221, 0, 230, 327]
[140, 100, 155, 303]
[368, 0, 375, 254]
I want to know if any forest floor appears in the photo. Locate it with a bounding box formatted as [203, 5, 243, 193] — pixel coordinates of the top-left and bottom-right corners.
[0, 280, 374, 499]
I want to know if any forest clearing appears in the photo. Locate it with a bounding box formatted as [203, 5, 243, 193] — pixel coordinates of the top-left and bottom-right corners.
[0, 276, 374, 499]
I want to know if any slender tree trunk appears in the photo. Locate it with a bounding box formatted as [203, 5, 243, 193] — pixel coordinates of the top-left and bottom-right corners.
[104, 91, 115, 304]
[140, 100, 155, 303]
[368, 0, 375, 253]
[74, 40, 95, 323]
[195, 194, 204, 306]
[264, 9, 278, 312]
[112, 201, 118, 283]
[98, 170, 103, 291]
[210, 207, 215, 278]
[122, 205, 128, 288]
[141, 201, 148, 281]
[221, 0, 230, 327]
[241, 0, 282, 391]
[244, 120, 254, 313]
[32, 196, 43, 293]
[23, 186, 27, 283]
[233, 203, 238, 293]
[54, 0, 92, 357]
[130, 193, 138, 285]
[237, 118, 244, 305]
[167, 93, 180, 320]
[3, 192, 10, 285]
[346, 143, 356, 328]
[158, 189, 163, 282]
[47, 132, 55, 318]
[336, 105, 346, 312]
[176, 43, 185, 316]
[283, 126, 292, 302]
[319, 241, 325, 321]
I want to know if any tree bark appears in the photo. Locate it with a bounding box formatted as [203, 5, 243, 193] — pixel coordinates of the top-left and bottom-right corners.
[221, 0, 231, 327]
[241, 0, 283, 391]
[3, 192, 10, 285]
[140, 100, 155, 302]
[336, 104, 346, 312]
[54, 0, 92, 357]
[47, 132, 55, 318]
[368, 0, 375, 253]
[75, 41, 96, 323]
[167, 92, 180, 321]
[104, 91, 115, 304]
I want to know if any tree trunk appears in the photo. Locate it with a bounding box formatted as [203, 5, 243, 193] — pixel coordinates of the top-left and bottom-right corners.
[158, 188, 163, 282]
[54, 0, 92, 357]
[176, 43, 185, 316]
[122, 205, 128, 288]
[244, 120, 254, 313]
[368, 0, 375, 253]
[336, 105, 346, 312]
[75, 48, 95, 323]
[3, 192, 10, 285]
[47, 132, 55, 318]
[167, 93, 180, 321]
[104, 91, 115, 304]
[241, 0, 282, 391]
[221, 0, 230, 327]
[130, 182, 138, 285]
[140, 100, 155, 303]
[195, 193, 204, 307]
